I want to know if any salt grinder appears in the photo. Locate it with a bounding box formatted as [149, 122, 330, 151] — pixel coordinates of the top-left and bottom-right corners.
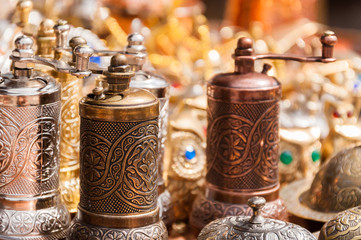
[67, 54, 167, 239]
[190, 31, 337, 232]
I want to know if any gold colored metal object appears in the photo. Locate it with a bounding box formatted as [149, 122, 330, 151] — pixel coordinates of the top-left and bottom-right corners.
[190, 31, 337, 233]
[166, 95, 207, 222]
[279, 127, 321, 184]
[0, 35, 71, 239]
[321, 100, 361, 163]
[67, 54, 167, 239]
[281, 146, 361, 223]
[319, 206, 361, 240]
[52, 21, 89, 214]
[16, 0, 33, 28]
[198, 196, 316, 240]
[36, 19, 56, 58]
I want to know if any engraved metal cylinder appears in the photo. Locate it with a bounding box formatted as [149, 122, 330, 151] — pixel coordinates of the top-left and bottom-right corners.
[190, 37, 287, 232]
[0, 36, 70, 239]
[67, 55, 167, 239]
[126, 33, 173, 227]
[52, 37, 86, 214]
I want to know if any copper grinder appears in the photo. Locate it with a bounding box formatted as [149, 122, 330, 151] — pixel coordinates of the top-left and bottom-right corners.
[67, 54, 168, 239]
[190, 31, 337, 232]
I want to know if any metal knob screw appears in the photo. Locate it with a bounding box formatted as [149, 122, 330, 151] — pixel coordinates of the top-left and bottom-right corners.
[16, 0, 33, 27]
[69, 37, 87, 62]
[248, 196, 266, 225]
[54, 20, 70, 49]
[320, 30, 337, 60]
[73, 44, 93, 78]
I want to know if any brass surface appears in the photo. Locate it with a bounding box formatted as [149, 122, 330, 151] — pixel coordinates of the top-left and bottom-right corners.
[166, 96, 207, 222]
[281, 146, 361, 223]
[319, 206, 361, 240]
[279, 127, 321, 184]
[68, 55, 167, 238]
[56, 72, 82, 214]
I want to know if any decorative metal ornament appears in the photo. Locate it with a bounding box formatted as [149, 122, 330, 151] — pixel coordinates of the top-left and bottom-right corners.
[281, 145, 361, 223]
[321, 99, 361, 163]
[0, 35, 70, 239]
[67, 54, 167, 239]
[279, 126, 321, 185]
[53, 20, 86, 214]
[319, 206, 361, 240]
[166, 95, 207, 222]
[190, 31, 337, 232]
[198, 196, 317, 240]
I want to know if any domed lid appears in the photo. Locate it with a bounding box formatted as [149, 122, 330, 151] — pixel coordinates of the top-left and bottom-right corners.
[209, 37, 280, 90]
[0, 72, 58, 97]
[304, 146, 361, 212]
[280, 145, 361, 223]
[130, 71, 169, 98]
[0, 35, 60, 105]
[198, 197, 316, 240]
[82, 54, 158, 107]
[319, 206, 361, 240]
[210, 72, 280, 90]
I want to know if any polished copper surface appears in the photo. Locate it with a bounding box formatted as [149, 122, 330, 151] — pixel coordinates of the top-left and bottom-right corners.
[67, 54, 167, 239]
[190, 36, 285, 233]
[197, 197, 316, 240]
[190, 31, 337, 233]
[0, 35, 70, 239]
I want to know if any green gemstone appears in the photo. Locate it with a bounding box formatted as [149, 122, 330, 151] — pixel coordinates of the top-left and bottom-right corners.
[280, 151, 293, 165]
[312, 150, 320, 162]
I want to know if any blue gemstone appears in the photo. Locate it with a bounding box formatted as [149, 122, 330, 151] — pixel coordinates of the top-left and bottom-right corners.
[185, 146, 196, 160]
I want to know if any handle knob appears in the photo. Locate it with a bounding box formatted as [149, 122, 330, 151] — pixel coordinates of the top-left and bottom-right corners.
[54, 19, 70, 49]
[69, 36, 87, 63]
[248, 196, 266, 225]
[73, 44, 93, 77]
[16, 0, 33, 27]
[320, 30, 337, 60]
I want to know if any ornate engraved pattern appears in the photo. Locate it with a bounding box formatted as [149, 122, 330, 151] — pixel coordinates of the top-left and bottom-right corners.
[0, 203, 70, 239]
[206, 99, 279, 190]
[60, 75, 81, 168]
[59, 75, 81, 213]
[306, 146, 361, 212]
[79, 118, 159, 214]
[190, 193, 287, 232]
[67, 218, 167, 240]
[158, 189, 174, 228]
[157, 97, 169, 183]
[319, 206, 361, 240]
[0, 103, 60, 196]
[198, 215, 315, 240]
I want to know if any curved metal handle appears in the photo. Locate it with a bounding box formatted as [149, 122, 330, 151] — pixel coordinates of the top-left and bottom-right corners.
[233, 31, 337, 72]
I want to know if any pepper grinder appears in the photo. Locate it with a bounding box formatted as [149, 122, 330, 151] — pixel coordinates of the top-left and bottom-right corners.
[67, 54, 167, 239]
[125, 33, 173, 228]
[190, 31, 337, 232]
[0, 35, 92, 239]
[53, 20, 86, 215]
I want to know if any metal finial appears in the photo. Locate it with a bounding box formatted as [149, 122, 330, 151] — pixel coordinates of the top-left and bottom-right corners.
[320, 30, 337, 60]
[54, 19, 70, 49]
[248, 196, 266, 225]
